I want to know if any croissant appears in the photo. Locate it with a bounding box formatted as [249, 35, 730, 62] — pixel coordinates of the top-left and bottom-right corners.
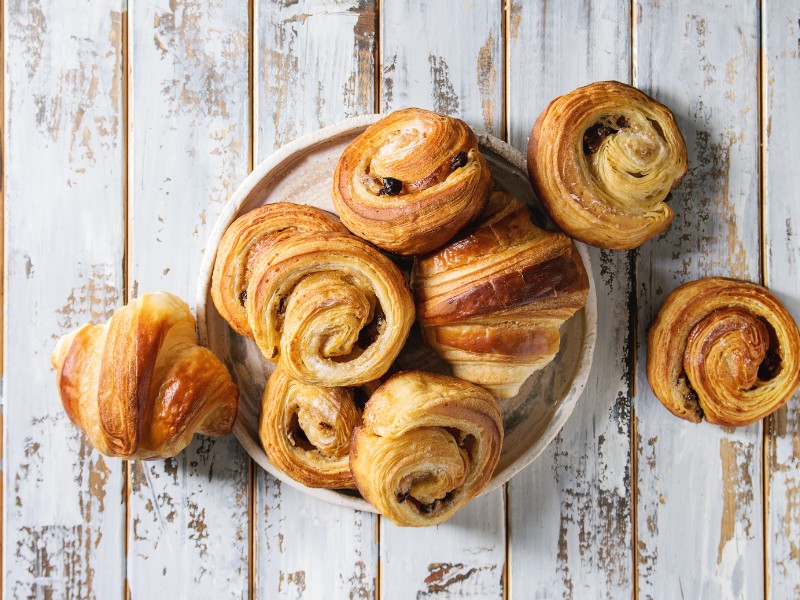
[350, 371, 503, 526]
[51, 292, 239, 459]
[211, 202, 347, 338]
[332, 108, 493, 256]
[246, 231, 414, 386]
[647, 277, 800, 426]
[259, 368, 361, 488]
[527, 81, 687, 249]
[413, 191, 590, 398]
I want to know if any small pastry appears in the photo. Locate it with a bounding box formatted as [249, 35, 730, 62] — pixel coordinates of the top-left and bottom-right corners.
[211, 202, 348, 338]
[350, 371, 503, 527]
[527, 81, 687, 249]
[332, 108, 493, 255]
[413, 191, 589, 398]
[51, 292, 239, 459]
[647, 277, 800, 426]
[259, 368, 361, 488]
[246, 231, 414, 386]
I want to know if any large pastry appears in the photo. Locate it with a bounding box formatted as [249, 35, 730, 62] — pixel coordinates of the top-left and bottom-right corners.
[413, 191, 589, 398]
[527, 81, 687, 249]
[332, 108, 493, 255]
[211, 202, 347, 337]
[259, 368, 361, 488]
[647, 277, 800, 426]
[246, 231, 414, 386]
[350, 371, 503, 527]
[51, 292, 239, 459]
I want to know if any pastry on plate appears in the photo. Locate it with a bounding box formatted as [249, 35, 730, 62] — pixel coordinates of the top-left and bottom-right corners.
[51, 292, 238, 459]
[647, 277, 800, 426]
[350, 370, 503, 527]
[246, 231, 414, 386]
[413, 191, 589, 398]
[332, 108, 492, 255]
[528, 81, 687, 249]
[211, 202, 347, 337]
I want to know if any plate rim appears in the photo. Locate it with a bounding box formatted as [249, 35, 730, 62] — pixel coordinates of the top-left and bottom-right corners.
[196, 113, 597, 513]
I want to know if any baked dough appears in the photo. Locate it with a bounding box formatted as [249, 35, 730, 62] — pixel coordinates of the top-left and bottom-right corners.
[333, 108, 492, 255]
[528, 81, 687, 249]
[647, 277, 800, 426]
[413, 191, 589, 397]
[51, 292, 238, 459]
[350, 371, 503, 527]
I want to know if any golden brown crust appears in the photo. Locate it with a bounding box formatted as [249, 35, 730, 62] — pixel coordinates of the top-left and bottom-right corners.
[211, 203, 347, 338]
[349, 371, 503, 527]
[51, 292, 239, 459]
[246, 231, 415, 386]
[527, 81, 687, 249]
[332, 108, 493, 255]
[413, 191, 589, 397]
[647, 277, 800, 426]
[259, 368, 359, 488]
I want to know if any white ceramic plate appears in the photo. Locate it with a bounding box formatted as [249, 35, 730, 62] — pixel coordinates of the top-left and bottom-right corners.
[196, 114, 597, 512]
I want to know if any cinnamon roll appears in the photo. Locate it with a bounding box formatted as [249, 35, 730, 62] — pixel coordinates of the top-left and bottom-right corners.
[413, 191, 589, 398]
[527, 81, 687, 249]
[350, 371, 503, 527]
[211, 203, 347, 338]
[332, 108, 493, 255]
[647, 277, 800, 426]
[51, 292, 238, 459]
[259, 368, 362, 488]
[246, 231, 414, 386]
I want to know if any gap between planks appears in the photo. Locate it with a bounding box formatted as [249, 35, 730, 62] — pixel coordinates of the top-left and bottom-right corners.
[0, 0, 6, 592]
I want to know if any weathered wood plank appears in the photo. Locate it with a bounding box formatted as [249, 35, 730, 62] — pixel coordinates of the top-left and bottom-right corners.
[3, 2, 126, 598]
[763, 5, 800, 598]
[506, 2, 634, 597]
[254, 2, 379, 598]
[635, 2, 762, 598]
[379, 2, 506, 597]
[127, 1, 251, 596]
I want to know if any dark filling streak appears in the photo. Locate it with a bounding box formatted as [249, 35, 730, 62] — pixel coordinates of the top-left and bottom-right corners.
[377, 177, 402, 196]
[396, 490, 410, 504]
[758, 318, 783, 382]
[647, 117, 666, 140]
[583, 123, 619, 155]
[450, 151, 468, 170]
[277, 296, 287, 316]
[319, 422, 333, 431]
[239, 289, 247, 306]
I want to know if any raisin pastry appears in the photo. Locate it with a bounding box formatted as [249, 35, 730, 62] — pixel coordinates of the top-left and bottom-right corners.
[350, 371, 503, 527]
[528, 81, 687, 249]
[332, 108, 492, 255]
[51, 292, 238, 459]
[647, 277, 800, 426]
[413, 191, 589, 398]
[246, 231, 414, 386]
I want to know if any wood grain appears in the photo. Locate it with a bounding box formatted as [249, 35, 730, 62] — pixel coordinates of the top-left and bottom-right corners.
[3, 2, 126, 597]
[506, 2, 634, 597]
[763, 4, 800, 599]
[635, 2, 762, 598]
[379, 2, 506, 597]
[253, 2, 379, 598]
[127, 1, 251, 596]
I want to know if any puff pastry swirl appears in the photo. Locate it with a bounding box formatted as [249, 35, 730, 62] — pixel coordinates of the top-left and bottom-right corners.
[528, 81, 687, 249]
[350, 371, 503, 527]
[247, 231, 414, 386]
[51, 292, 239, 459]
[211, 203, 347, 338]
[647, 277, 800, 426]
[332, 108, 493, 255]
[259, 368, 361, 488]
[413, 191, 589, 398]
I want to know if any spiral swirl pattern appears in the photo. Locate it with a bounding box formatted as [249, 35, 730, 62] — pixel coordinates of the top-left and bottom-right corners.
[259, 368, 361, 488]
[647, 277, 800, 426]
[333, 108, 493, 255]
[211, 203, 347, 338]
[246, 231, 414, 386]
[528, 81, 687, 249]
[350, 371, 503, 527]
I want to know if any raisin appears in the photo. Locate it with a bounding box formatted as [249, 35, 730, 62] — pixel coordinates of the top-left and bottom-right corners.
[239, 290, 247, 305]
[396, 490, 410, 504]
[378, 177, 402, 196]
[583, 123, 618, 155]
[451, 151, 468, 170]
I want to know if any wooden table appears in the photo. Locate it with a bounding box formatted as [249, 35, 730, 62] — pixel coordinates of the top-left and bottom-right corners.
[4, 1, 798, 598]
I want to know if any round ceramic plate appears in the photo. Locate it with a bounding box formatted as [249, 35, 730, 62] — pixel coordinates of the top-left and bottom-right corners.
[196, 114, 597, 512]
